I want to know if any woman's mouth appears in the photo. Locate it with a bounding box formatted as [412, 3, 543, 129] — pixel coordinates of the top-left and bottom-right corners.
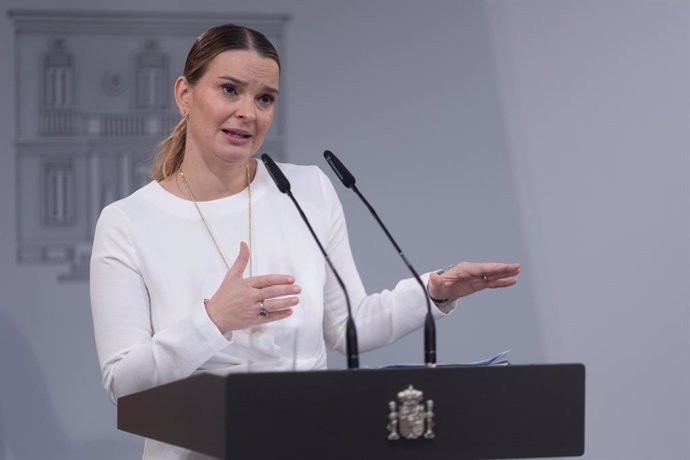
[222, 129, 252, 145]
[222, 129, 252, 139]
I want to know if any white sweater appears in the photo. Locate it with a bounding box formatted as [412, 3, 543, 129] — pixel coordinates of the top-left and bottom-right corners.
[90, 160, 454, 459]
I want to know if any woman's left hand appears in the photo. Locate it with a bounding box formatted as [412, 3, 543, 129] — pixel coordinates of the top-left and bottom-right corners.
[427, 262, 521, 302]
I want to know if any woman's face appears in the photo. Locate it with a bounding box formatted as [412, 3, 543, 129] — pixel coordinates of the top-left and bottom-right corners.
[176, 49, 280, 165]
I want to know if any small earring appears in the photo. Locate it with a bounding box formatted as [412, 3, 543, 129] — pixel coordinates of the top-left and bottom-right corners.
[181, 109, 188, 118]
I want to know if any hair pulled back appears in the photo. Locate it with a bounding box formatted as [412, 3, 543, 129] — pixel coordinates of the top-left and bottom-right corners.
[151, 24, 280, 180]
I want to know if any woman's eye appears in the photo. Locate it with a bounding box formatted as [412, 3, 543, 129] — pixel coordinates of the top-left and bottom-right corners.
[221, 84, 237, 96]
[257, 94, 276, 106]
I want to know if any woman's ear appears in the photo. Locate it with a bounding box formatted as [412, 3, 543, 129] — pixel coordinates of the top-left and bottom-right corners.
[174, 76, 191, 117]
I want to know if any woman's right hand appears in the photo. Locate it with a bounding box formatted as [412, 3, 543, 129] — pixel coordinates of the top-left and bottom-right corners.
[204, 242, 300, 333]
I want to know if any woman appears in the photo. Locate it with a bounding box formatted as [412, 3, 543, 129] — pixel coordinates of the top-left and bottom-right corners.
[90, 24, 520, 459]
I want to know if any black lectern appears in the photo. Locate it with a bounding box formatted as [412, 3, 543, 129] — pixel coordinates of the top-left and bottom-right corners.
[118, 364, 585, 459]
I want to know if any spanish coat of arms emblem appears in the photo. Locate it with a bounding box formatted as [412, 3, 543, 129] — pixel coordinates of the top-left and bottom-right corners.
[387, 385, 435, 440]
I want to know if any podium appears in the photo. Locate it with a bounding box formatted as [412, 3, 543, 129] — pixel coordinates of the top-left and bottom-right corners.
[118, 364, 585, 459]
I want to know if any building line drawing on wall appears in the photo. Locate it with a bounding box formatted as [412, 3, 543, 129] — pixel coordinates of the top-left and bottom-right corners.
[9, 10, 288, 282]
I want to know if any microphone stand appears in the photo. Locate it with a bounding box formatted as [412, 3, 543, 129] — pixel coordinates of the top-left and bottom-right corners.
[324, 150, 437, 367]
[261, 153, 360, 370]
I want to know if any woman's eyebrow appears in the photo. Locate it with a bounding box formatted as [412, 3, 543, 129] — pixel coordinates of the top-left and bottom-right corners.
[218, 75, 279, 95]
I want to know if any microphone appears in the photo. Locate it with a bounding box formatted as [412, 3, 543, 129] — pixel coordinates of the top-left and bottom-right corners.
[261, 153, 360, 370]
[323, 149, 437, 367]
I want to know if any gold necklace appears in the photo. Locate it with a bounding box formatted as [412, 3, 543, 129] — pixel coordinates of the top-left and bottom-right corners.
[179, 163, 253, 277]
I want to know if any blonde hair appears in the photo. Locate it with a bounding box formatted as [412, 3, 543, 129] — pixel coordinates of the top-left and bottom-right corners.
[151, 118, 187, 181]
[150, 24, 280, 181]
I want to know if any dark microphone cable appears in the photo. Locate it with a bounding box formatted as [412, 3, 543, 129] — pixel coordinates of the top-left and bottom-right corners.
[261, 153, 359, 370]
[323, 149, 437, 367]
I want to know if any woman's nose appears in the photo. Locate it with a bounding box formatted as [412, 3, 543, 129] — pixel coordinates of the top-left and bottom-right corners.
[234, 96, 256, 120]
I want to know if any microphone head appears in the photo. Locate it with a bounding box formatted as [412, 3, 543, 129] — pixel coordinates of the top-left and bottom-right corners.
[323, 150, 356, 188]
[261, 153, 291, 193]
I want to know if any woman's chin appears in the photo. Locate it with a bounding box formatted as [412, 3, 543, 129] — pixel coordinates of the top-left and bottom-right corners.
[215, 148, 257, 164]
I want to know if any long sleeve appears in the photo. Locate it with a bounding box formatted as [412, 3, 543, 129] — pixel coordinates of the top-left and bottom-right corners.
[318, 171, 456, 354]
[90, 205, 230, 403]
[90, 164, 457, 406]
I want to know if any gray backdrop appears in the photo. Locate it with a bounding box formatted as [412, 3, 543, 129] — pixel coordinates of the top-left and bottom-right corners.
[1, 1, 688, 459]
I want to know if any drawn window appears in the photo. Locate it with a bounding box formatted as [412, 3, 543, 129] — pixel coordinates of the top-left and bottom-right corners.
[44, 161, 75, 226]
[135, 40, 168, 109]
[43, 39, 74, 108]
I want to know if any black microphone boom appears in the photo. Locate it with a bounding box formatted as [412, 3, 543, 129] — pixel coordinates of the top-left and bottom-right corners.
[323, 151, 356, 188]
[262, 155, 291, 193]
[261, 153, 359, 370]
[323, 149, 437, 367]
